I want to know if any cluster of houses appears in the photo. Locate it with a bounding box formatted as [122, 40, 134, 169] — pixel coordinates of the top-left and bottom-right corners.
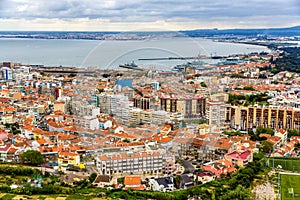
[0, 59, 300, 191]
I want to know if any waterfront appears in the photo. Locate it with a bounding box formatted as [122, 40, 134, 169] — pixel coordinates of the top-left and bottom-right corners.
[0, 37, 270, 69]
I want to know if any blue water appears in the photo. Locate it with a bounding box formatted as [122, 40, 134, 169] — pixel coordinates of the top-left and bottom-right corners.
[0, 37, 270, 70]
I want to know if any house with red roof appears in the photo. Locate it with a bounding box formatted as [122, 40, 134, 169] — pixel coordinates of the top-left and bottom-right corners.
[202, 159, 236, 178]
[124, 175, 145, 190]
[224, 148, 253, 167]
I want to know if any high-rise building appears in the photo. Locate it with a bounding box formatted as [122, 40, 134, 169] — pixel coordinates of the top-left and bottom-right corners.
[159, 95, 206, 119]
[153, 82, 160, 91]
[206, 101, 228, 128]
[2, 67, 13, 80]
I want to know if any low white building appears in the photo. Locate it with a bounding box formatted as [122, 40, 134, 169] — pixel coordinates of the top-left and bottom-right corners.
[97, 151, 163, 175]
[275, 129, 288, 145]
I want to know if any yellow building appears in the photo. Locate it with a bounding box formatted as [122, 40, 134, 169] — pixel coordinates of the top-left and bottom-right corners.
[58, 151, 80, 167]
[211, 76, 218, 85]
[54, 102, 66, 114]
[198, 124, 210, 135]
[33, 129, 44, 140]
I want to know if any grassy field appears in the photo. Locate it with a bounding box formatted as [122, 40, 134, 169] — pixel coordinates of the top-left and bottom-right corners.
[266, 158, 300, 172]
[280, 173, 300, 200]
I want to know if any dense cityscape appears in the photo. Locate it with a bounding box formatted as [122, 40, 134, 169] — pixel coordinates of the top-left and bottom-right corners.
[1, 0, 300, 199]
[0, 34, 298, 199]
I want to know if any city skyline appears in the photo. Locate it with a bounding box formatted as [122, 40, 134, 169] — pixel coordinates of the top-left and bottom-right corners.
[0, 0, 299, 31]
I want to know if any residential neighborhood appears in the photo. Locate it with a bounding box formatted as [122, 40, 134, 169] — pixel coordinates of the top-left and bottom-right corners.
[0, 46, 299, 199]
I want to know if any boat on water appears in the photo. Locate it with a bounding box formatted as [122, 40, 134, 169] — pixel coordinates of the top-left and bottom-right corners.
[217, 57, 244, 65]
[172, 60, 206, 72]
[119, 61, 145, 71]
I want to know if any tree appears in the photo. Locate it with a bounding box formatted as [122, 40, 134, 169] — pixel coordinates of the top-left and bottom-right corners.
[102, 73, 111, 78]
[248, 130, 254, 136]
[98, 88, 105, 93]
[256, 126, 274, 136]
[243, 86, 255, 91]
[20, 150, 44, 166]
[220, 185, 251, 200]
[260, 140, 273, 154]
[200, 82, 207, 87]
[89, 173, 97, 183]
[174, 175, 183, 189]
[294, 143, 300, 150]
[253, 152, 265, 161]
[287, 129, 300, 138]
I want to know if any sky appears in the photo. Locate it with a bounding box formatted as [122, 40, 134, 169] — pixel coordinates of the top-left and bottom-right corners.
[0, 0, 299, 31]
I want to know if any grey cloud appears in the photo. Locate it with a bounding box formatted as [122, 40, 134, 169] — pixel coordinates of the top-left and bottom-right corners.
[0, 0, 299, 26]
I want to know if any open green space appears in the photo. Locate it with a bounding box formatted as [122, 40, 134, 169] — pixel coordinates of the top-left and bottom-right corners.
[280, 173, 300, 200]
[266, 158, 300, 172]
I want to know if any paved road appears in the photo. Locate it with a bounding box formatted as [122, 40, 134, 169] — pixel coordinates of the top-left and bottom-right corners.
[181, 160, 195, 173]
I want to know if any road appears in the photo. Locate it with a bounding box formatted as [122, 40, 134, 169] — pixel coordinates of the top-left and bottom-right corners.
[181, 160, 195, 173]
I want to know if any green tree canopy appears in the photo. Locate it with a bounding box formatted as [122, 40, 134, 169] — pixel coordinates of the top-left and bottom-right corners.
[220, 185, 251, 200]
[89, 172, 97, 183]
[260, 140, 274, 154]
[256, 126, 274, 136]
[287, 129, 300, 138]
[200, 82, 207, 87]
[20, 150, 44, 166]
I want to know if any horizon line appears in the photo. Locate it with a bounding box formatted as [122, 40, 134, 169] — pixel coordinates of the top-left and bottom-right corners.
[0, 25, 299, 33]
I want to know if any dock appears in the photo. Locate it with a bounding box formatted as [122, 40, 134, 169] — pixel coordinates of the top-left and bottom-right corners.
[138, 55, 227, 61]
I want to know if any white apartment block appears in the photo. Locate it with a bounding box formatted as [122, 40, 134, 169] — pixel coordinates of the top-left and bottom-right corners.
[152, 110, 170, 125]
[71, 102, 100, 117]
[110, 94, 133, 121]
[73, 116, 99, 130]
[97, 151, 163, 175]
[98, 94, 133, 121]
[206, 101, 227, 128]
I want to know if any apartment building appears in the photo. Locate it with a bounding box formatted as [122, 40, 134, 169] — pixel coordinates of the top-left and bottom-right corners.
[152, 110, 170, 125]
[133, 96, 153, 110]
[96, 151, 163, 175]
[206, 101, 228, 128]
[98, 94, 112, 114]
[98, 94, 133, 121]
[77, 104, 100, 117]
[110, 94, 133, 121]
[159, 95, 206, 119]
[228, 106, 300, 131]
[128, 108, 142, 124]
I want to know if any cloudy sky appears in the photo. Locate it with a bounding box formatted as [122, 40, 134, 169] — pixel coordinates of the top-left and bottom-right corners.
[0, 0, 299, 31]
